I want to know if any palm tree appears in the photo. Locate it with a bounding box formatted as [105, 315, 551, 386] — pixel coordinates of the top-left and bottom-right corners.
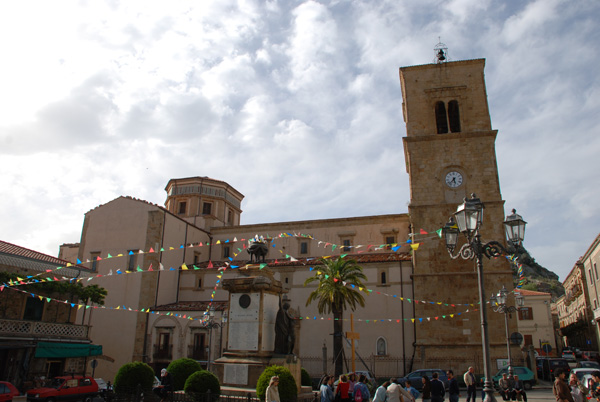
[304, 256, 367, 376]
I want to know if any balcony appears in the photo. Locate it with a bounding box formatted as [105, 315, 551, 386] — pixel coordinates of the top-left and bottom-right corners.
[187, 345, 207, 360]
[0, 318, 89, 340]
[153, 344, 173, 360]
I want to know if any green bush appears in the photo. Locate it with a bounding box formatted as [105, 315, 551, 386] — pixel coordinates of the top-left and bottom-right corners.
[113, 361, 155, 393]
[257, 366, 297, 402]
[167, 358, 203, 391]
[184, 370, 221, 401]
[300, 368, 311, 387]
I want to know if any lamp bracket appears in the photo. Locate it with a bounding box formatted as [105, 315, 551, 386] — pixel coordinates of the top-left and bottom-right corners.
[446, 243, 475, 260]
[481, 240, 515, 259]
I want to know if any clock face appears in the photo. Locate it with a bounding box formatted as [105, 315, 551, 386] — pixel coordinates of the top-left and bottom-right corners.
[445, 171, 463, 188]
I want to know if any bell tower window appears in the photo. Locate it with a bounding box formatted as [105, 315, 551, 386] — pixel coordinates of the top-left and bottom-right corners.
[435, 101, 448, 134]
[448, 100, 461, 132]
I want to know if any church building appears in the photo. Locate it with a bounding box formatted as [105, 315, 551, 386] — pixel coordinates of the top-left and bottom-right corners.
[61, 54, 520, 382]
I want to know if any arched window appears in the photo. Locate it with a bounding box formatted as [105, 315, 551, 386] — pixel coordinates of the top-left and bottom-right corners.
[381, 272, 387, 285]
[376, 337, 387, 356]
[435, 101, 448, 134]
[448, 100, 461, 132]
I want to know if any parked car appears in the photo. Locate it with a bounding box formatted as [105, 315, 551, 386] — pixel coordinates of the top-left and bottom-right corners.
[490, 367, 536, 390]
[562, 350, 576, 361]
[396, 369, 449, 391]
[26, 375, 98, 402]
[541, 358, 571, 381]
[576, 361, 600, 369]
[0, 381, 20, 402]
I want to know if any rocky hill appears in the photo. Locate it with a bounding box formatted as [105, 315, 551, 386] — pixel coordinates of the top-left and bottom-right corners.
[510, 244, 565, 299]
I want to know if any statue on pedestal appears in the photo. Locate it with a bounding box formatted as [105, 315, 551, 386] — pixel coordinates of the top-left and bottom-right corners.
[248, 235, 268, 263]
[274, 295, 295, 355]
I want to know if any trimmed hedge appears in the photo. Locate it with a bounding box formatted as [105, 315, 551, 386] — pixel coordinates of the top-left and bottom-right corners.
[113, 361, 155, 393]
[257, 366, 297, 402]
[300, 368, 311, 387]
[184, 370, 221, 401]
[167, 358, 203, 391]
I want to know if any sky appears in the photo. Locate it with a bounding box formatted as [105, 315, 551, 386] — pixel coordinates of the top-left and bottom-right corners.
[0, 0, 598, 282]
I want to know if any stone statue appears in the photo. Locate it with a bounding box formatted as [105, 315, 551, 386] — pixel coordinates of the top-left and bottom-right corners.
[247, 235, 268, 263]
[274, 295, 295, 355]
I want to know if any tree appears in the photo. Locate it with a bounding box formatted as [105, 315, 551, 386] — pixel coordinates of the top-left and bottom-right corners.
[184, 370, 220, 401]
[113, 361, 155, 393]
[304, 256, 367, 376]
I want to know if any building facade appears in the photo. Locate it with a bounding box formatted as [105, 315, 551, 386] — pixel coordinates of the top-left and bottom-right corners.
[555, 260, 596, 350]
[0, 241, 100, 390]
[515, 289, 556, 356]
[575, 233, 600, 350]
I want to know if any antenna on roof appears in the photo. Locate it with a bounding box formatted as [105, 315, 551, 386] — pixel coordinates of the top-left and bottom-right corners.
[434, 38, 448, 64]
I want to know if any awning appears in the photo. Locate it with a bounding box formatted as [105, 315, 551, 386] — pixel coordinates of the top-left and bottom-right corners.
[35, 342, 103, 358]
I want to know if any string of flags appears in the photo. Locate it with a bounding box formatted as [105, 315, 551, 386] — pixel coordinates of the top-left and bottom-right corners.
[0, 282, 479, 324]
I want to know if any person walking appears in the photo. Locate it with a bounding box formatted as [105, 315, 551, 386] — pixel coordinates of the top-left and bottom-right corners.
[430, 373, 445, 402]
[266, 376, 281, 402]
[373, 381, 390, 402]
[387, 379, 405, 402]
[447, 370, 460, 402]
[336, 375, 352, 402]
[464, 367, 477, 402]
[405, 380, 420, 401]
[353, 375, 371, 402]
[421, 376, 432, 402]
[321, 376, 335, 402]
[553, 369, 574, 402]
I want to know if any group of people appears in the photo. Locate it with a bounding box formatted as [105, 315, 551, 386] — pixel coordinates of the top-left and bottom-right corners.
[319, 371, 461, 402]
[552, 368, 600, 402]
[320, 373, 372, 402]
[497, 373, 528, 401]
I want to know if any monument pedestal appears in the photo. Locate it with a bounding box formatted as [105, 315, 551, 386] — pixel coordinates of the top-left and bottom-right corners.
[214, 266, 302, 392]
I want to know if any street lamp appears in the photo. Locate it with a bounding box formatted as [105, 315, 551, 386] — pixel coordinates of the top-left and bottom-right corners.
[490, 286, 525, 377]
[205, 306, 223, 372]
[442, 194, 527, 402]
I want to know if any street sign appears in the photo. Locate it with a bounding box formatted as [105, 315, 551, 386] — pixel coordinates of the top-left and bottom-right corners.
[542, 343, 552, 353]
[510, 332, 523, 345]
[90, 359, 98, 368]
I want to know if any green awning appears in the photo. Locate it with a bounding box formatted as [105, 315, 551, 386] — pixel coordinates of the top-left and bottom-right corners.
[35, 342, 102, 358]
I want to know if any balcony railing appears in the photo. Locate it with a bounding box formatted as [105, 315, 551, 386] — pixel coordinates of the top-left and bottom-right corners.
[187, 345, 207, 360]
[0, 318, 89, 340]
[153, 344, 173, 360]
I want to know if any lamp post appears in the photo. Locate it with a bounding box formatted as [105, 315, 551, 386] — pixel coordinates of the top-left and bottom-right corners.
[442, 195, 527, 402]
[490, 286, 525, 378]
[205, 306, 223, 372]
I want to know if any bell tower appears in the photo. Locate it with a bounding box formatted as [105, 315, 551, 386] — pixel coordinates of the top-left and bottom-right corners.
[400, 57, 517, 368]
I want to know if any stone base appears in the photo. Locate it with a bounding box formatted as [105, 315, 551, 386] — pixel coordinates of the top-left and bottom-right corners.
[213, 354, 302, 392]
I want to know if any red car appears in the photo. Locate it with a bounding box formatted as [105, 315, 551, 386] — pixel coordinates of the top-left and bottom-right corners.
[26, 376, 98, 402]
[0, 381, 20, 402]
